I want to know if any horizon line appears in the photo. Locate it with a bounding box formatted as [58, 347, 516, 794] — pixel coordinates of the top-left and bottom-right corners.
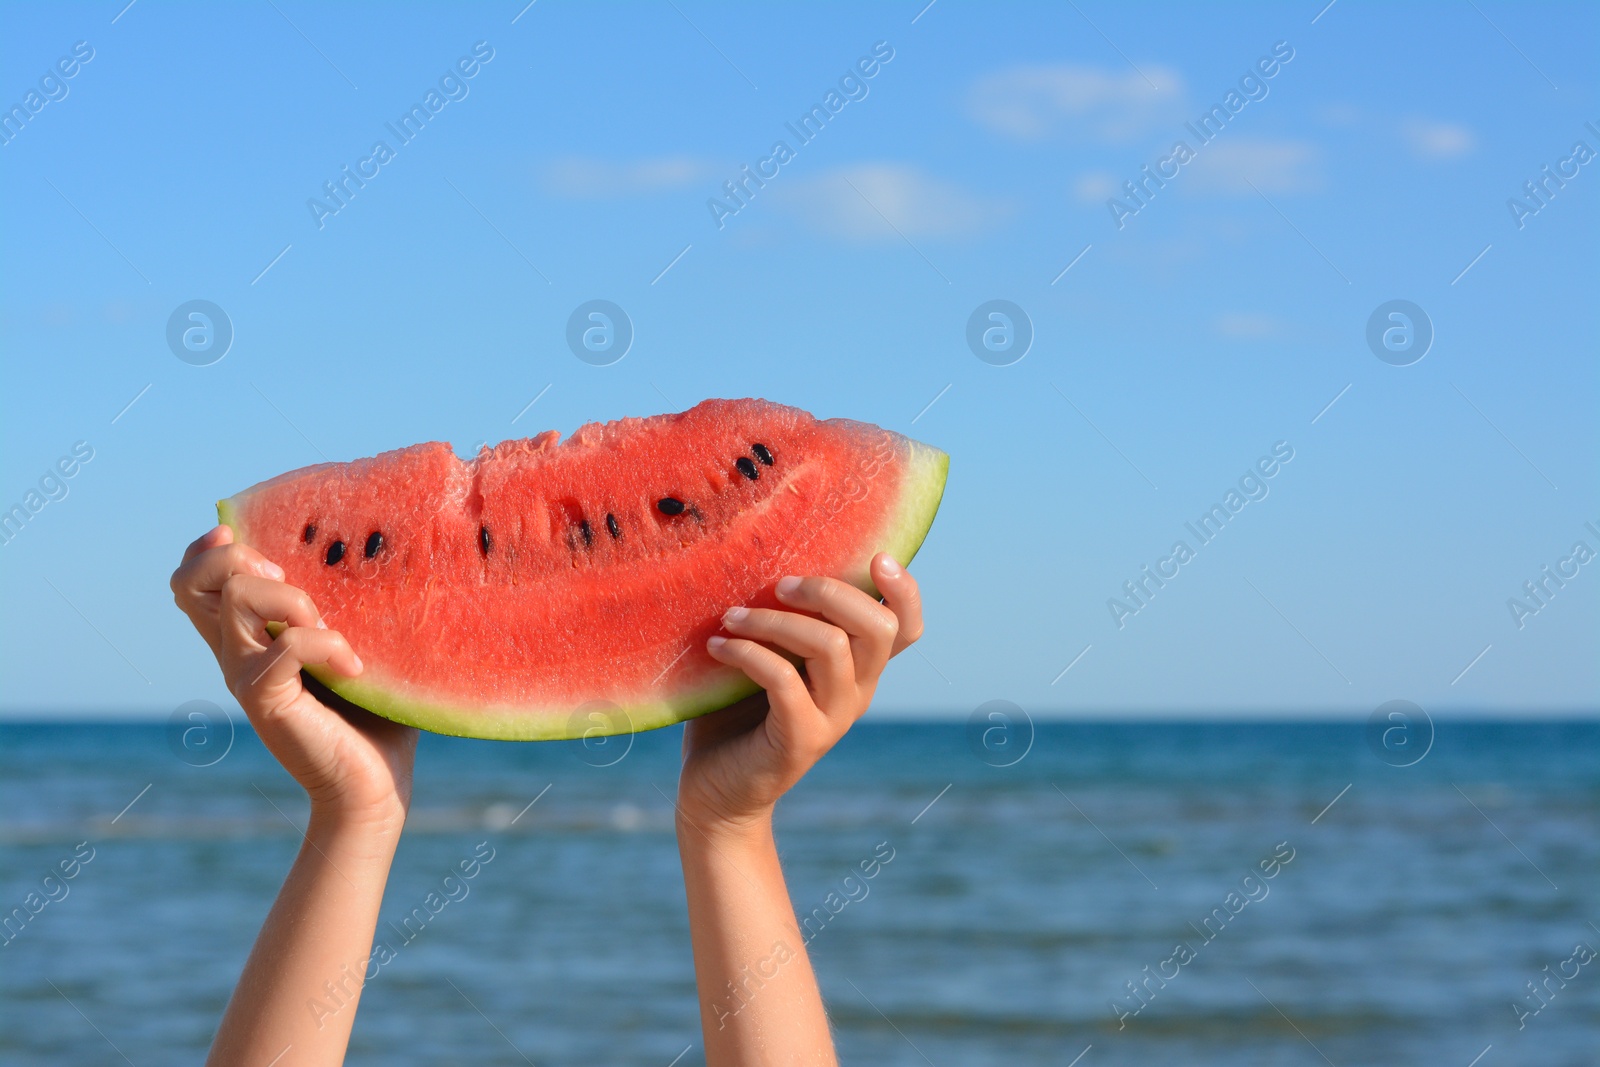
[4, 710, 1597, 725]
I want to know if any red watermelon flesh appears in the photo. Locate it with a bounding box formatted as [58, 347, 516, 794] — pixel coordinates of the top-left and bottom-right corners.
[217, 399, 948, 740]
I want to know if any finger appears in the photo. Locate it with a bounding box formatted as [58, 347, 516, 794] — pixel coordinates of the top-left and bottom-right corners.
[233, 626, 362, 712]
[706, 636, 810, 710]
[219, 575, 325, 658]
[181, 524, 232, 565]
[871, 554, 923, 656]
[720, 607, 853, 708]
[706, 636, 828, 760]
[172, 543, 286, 658]
[173, 543, 284, 607]
[773, 575, 898, 680]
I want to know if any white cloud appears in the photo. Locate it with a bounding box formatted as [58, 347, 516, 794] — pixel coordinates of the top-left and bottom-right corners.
[967, 63, 1185, 142]
[1318, 108, 1475, 160]
[1213, 312, 1284, 339]
[1186, 138, 1323, 195]
[541, 156, 715, 198]
[1402, 119, 1476, 160]
[1317, 103, 1362, 127]
[1072, 171, 1120, 203]
[772, 164, 1009, 241]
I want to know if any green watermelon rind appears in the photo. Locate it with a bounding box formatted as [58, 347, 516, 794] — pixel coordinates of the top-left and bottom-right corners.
[217, 440, 948, 742]
[873, 440, 948, 596]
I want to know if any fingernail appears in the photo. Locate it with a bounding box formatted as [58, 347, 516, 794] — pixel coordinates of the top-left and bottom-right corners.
[262, 562, 286, 581]
[879, 555, 903, 578]
[776, 576, 801, 597]
[351, 654, 364, 672]
[707, 635, 727, 651]
[316, 617, 328, 629]
[723, 606, 748, 626]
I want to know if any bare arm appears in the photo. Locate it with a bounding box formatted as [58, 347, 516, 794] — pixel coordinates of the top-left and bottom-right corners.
[677, 813, 825, 1060]
[172, 525, 417, 1067]
[678, 554, 924, 1067]
[209, 811, 402, 1064]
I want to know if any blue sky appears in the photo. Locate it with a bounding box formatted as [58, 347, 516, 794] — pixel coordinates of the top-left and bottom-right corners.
[2, 1, 1595, 719]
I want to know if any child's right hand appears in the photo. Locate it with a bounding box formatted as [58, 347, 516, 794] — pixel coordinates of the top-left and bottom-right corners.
[170, 525, 416, 830]
[677, 554, 924, 837]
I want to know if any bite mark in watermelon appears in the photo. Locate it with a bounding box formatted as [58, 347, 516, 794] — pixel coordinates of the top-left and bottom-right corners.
[217, 399, 947, 740]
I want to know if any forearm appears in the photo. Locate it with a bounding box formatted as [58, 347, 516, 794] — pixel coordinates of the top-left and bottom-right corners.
[206, 810, 402, 1067]
[678, 813, 836, 1067]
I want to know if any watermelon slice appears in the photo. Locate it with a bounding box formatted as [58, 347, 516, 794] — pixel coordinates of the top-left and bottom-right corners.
[217, 399, 947, 741]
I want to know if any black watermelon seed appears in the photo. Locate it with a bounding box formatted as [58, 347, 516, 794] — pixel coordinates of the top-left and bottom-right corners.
[751, 443, 774, 466]
[325, 540, 345, 566]
[479, 525, 492, 556]
[657, 497, 686, 516]
[303, 523, 317, 544]
[364, 531, 383, 559]
[577, 519, 593, 547]
[735, 456, 759, 481]
[606, 513, 621, 540]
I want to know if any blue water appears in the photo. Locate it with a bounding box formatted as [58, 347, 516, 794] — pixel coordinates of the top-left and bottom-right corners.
[2, 721, 1597, 1065]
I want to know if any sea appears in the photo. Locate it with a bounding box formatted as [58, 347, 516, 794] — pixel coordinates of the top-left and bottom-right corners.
[2, 720, 1596, 1066]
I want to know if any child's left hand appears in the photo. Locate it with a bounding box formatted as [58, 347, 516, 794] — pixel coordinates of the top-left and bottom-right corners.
[677, 552, 923, 835]
[170, 524, 416, 830]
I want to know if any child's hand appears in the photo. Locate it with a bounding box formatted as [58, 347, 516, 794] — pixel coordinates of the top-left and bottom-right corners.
[170, 525, 416, 830]
[678, 553, 923, 835]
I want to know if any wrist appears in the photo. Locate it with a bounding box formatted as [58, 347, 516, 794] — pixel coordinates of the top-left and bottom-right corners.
[306, 800, 407, 855]
[675, 804, 774, 856]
